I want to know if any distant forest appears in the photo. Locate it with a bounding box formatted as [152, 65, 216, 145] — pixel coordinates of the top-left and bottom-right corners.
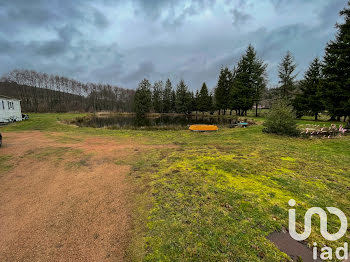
[0, 70, 135, 112]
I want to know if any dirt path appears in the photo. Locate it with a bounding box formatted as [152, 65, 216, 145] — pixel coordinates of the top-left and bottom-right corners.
[0, 131, 159, 261]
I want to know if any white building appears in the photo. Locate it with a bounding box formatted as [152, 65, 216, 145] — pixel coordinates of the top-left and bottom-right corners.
[0, 95, 22, 123]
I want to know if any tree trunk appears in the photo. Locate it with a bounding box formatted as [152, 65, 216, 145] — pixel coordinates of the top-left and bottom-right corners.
[255, 103, 258, 117]
[230, 110, 232, 115]
[315, 113, 318, 121]
[329, 115, 336, 121]
[218, 109, 221, 115]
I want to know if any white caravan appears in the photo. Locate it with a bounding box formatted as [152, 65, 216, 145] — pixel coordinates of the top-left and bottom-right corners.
[0, 95, 22, 123]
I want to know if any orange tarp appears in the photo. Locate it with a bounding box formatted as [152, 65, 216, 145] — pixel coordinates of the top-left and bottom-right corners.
[189, 125, 219, 131]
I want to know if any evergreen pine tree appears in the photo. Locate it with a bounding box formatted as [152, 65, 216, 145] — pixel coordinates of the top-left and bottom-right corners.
[152, 80, 163, 113]
[208, 92, 214, 114]
[250, 47, 268, 117]
[163, 79, 173, 113]
[230, 76, 246, 116]
[278, 51, 298, 99]
[175, 80, 192, 114]
[231, 45, 267, 116]
[323, 1, 350, 122]
[198, 82, 211, 115]
[134, 79, 152, 117]
[171, 90, 176, 113]
[215, 67, 232, 115]
[190, 91, 196, 114]
[294, 58, 324, 120]
[194, 90, 199, 116]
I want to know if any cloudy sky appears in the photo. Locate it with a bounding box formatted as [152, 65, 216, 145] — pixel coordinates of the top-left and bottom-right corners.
[0, 0, 347, 90]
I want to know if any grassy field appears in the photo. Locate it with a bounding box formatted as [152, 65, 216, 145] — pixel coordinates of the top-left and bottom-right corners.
[1, 113, 350, 261]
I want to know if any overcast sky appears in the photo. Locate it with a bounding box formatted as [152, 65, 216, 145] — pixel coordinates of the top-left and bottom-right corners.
[0, 0, 347, 90]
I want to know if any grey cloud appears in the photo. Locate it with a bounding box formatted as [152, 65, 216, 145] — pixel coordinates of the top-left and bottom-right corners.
[0, 37, 12, 53]
[0, 0, 110, 36]
[93, 9, 110, 28]
[55, 25, 81, 43]
[319, 0, 347, 26]
[269, 0, 304, 11]
[0, 30, 123, 85]
[270, 0, 287, 10]
[230, 8, 252, 26]
[133, 0, 216, 28]
[133, 0, 170, 20]
[34, 40, 68, 57]
[2, 25, 81, 57]
[121, 61, 156, 84]
[176, 53, 241, 90]
[269, 0, 315, 13]
[6, 7, 54, 26]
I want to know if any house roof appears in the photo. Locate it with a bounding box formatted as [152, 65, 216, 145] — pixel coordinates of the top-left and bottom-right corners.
[0, 95, 20, 101]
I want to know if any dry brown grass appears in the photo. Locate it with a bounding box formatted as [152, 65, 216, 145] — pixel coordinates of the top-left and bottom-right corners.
[0, 131, 167, 261]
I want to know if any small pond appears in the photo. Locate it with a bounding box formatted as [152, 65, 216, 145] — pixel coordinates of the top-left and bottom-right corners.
[72, 114, 248, 129]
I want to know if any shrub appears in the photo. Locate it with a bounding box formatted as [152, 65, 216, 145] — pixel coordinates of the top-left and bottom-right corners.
[263, 100, 299, 136]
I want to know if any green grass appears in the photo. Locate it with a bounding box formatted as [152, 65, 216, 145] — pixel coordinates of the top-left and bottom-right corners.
[0, 113, 86, 132]
[0, 155, 13, 174]
[1, 113, 350, 261]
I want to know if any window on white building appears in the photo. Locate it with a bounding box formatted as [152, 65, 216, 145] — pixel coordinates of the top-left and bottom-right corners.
[7, 101, 15, 110]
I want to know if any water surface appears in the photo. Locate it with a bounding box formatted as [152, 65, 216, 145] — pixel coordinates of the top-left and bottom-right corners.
[74, 114, 244, 129]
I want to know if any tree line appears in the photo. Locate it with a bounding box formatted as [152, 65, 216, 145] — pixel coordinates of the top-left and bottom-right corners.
[0, 69, 135, 112]
[134, 1, 350, 122]
[134, 78, 214, 117]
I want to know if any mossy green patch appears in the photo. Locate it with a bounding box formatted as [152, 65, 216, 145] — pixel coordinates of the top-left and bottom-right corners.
[0, 155, 13, 173]
[281, 156, 296, 162]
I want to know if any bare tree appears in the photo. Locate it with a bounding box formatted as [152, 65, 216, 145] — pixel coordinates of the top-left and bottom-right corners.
[0, 69, 135, 113]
